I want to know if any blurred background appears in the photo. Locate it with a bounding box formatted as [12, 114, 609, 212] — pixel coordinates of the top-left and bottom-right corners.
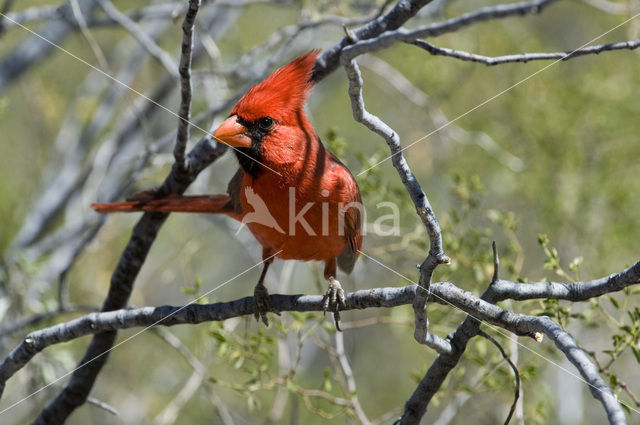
[1, 0, 639, 424]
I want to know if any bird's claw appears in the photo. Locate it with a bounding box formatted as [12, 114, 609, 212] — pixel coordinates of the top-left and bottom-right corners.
[322, 278, 346, 331]
[253, 284, 279, 327]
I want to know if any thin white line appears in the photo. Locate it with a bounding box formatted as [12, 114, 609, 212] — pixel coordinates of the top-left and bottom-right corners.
[0, 250, 282, 416]
[358, 250, 640, 415]
[0, 11, 282, 177]
[357, 12, 640, 176]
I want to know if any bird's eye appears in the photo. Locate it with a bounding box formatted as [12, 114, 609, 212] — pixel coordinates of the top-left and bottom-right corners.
[258, 116, 274, 131]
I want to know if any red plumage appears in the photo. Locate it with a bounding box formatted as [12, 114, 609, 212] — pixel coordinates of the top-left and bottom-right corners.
[232, 51, 317, 124]
[93, 51, 362, 328]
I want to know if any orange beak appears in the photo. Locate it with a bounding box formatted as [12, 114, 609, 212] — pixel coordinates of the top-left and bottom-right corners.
[212, 116, 252, 148]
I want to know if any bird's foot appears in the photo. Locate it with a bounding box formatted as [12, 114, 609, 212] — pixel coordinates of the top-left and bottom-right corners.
[253, 283, 278, 326]
[322, 278, 346, 331]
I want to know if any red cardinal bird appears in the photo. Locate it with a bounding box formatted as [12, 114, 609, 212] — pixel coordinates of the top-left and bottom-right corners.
[93, 51, 362, 328]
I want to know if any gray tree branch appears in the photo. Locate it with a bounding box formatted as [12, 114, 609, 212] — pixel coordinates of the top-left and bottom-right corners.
[491, 259, 640, 301]
[410, 38, 640, 65]
[338, 0, 560, 60]
[27, 9, 219, 424]
[312, 0, 435, 82]
[0, 0, 97, 91]
[477, 330, 520, 425]
[2, 266, 637, 424]
[173, 0, 200, 171]
[343, 57, 449, 361]
[1, 251, 638, 422]
[396, 258, 640, 424]
[97, 0, 179, 78]
[3, 2, 179, 29]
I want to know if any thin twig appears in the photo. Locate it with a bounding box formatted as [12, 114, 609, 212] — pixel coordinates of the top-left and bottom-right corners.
[86, 396, 119, 415]
[358, 55, 524, 171]
[97, 0, 179, 78]
[69, 0, 108, 69]
[151, 329, 236, 425]
[410, 38, 640, 65]
[312, 0, 434, 82]
[581, 0, 640, 15]
[343, 57, 449, 357]
[0, 0, 16, 36]
[492, 241, 500, 284]
[0, 304, 98, 337]
[335, 332, 372, 425]
[478, 330, 520, 425]
[173, 0, 200, 171]
[337, 0, 559, 61]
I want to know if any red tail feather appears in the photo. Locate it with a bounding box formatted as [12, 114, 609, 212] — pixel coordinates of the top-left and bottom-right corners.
[92, 195, 235, 215]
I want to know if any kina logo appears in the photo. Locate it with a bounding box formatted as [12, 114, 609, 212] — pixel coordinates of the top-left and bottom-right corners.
[238, 187, 285, 234]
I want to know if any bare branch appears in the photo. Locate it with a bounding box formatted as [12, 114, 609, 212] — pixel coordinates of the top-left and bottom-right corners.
[358, 55, 524, 171]
[400, 281, 626, 424]
[0, 305, 97, 338]
[69, 0, 108, 69]
[343, 58, 449, 264]
[334, 332, 372, 425]
[97, 0, 179, 78]
[151, 329, 236, 425]
[339, 0, 559, 60]
[400, 258, 640, 423]
[8, 29, 167, 251]
[1, 275, 632, 424]
[410, 38, 640, 65]
[491, 241, 500, 284]
[2, 4, 59, 28]
[2, 3, 180, 29]
[0, 0, 97, 91]
[0, 0, 16, 35]
[212, 11, 379, 81]
[344, 58, 449, 361]
[413, 0, 558, 38]
[312, 0, 435, 82]
[0, 286, 417, 395]
[86, 396, 118, 416]
[491, 259, 640, 301]
[1, 235, 637, 422]
[30, 139, 227, 425]
[478, 330, 520, 425]
[581, 0, 640, 15]
[30, 5, 283, 417]
[173, 0, 201, 171]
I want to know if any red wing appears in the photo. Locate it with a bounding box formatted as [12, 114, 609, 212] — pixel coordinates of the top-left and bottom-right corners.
[333, 162, 362, 274]
[226, 167, 244, 215]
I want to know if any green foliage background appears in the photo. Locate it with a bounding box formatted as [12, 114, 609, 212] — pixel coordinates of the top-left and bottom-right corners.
[0, 1, 639, 424]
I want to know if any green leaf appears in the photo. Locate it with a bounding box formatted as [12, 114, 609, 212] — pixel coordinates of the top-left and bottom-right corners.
[210, 330, 227, 343]
[487, 209, 502, 223]
[608, 296, 620, 310]
[568, 256, 583, 272]
[247, 395, 257, 412]
[538, 233, 549, 246]
[323, 367, 333, 392]
[620, 325, 633, 335]
[621, 403, 632, 415]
